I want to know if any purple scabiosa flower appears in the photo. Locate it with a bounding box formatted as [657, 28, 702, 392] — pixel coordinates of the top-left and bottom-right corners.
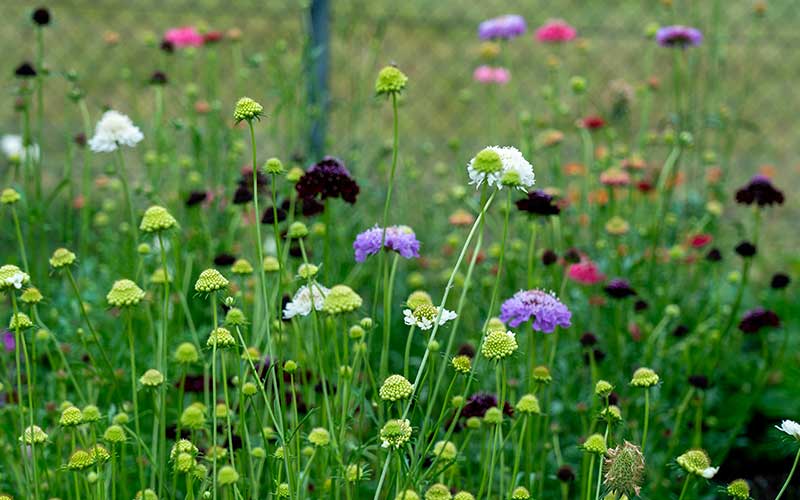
[735, 174, 785, 206]
[604, 279, 636, 299]
[185, 190, 208, 207]
[295, 156, 360, 204]
[516, 189, 560, 216]
[770, 273, 790, 289]
[655, 25, 703, 47]
[734, 241, 757, 258]
[478, 15, 526, 40]
[738, 308, 780, 334]
[499, 289, 571, 333]
[461, 392, 513, 419]
[2, 331, 15, 352]
[353, 225, 421, 263]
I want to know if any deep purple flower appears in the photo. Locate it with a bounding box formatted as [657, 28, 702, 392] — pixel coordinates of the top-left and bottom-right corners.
[32, 7, 51, 26]
[735, 175, 785, 206]
[499, 289, 571, 333]
[213, 253, 236, 266]
[579, 332, 598, 347]
[738, 308, 780, 334]
[656, 25, 703, 47]
[185, 190, 208, 207]
[478, 15, 526, 40]
[353, 225, 420, 263]
[541, 249, 558, 266]
[688, 374, 710, 390]
[295, 156, 359, 204]
[14, 62, 36, 78]
[516, 190, 561, 216]
[705, 248, 722, 262]
[604, 279, 636, 299]
[232, 185, 253, 205]
[770, 273, 790, 289]
[557, 465, 576, 482]
[461, 392, 514, 419]
[2, 331, 14, 352]
[734, 241, 757, 258]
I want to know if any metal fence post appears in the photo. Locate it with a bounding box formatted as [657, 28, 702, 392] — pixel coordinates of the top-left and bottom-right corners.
[308, 0, 330, 159]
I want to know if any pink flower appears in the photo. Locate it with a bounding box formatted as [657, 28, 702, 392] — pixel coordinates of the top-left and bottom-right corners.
[535, 19, 577, 43]
[690, 234, 713, 248]
[473, 65, 511, 85]
[567, 260, 605, 285]
[164, 26, 204, 48]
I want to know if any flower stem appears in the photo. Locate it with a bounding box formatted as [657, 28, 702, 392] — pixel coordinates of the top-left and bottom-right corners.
[642, 389, 650, 453]
[776, 447, 800, 500]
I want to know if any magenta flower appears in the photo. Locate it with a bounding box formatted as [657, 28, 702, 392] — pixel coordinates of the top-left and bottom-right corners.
[473, 66, 510, 85]
[500, 289, 571, 333]
[163, 26, 205, 48]
[567, 261, 605, 285]
[353, 225, 421, 263]
[535, 20, 577, 43]
[478, 15, 527, 40]
[655, 25, 703, 48]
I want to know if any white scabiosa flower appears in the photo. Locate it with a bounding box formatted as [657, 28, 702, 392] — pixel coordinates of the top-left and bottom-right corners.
[402, 303, 457, 330]
[701, 466, 719, 479]
[283, 283, 330, 319]
[1, 135, 40, 163]
[88, 110, 144, 153]
[776, 420, 800, 440]
[6, 272, 27, 289]
[467, 146, 535, 191]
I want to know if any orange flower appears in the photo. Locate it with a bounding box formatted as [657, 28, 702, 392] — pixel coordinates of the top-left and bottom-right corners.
[448, 209, 475, 226]
[564, 163, 586, 176]
[758, 164, 776, 178]
[705, 166, 723, 184]
[589, 189, 609, 206]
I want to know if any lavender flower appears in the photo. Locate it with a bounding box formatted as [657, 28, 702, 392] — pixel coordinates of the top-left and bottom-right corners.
[735, 174, 785, 206]
[296, 156, 360, 204]
[655, 25, 703, 48]
[499, 289, 571, 333]
[353, 225, 420, 263]
[478, 15, 526, 40]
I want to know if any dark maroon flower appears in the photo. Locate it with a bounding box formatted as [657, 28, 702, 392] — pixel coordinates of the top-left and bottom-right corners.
[636, 180, 654, 193]
[460, 392, 513, 419]
[770, 273, 790, 289]
[457, 343, 476, 359]
[32, 7, 51, 26]
[213, 253, 236, 266]
[516, 190, 560, 216]
[634, 299, 649, 312]
[261, 205, 287, 224]
[687, 374, 709, 390]
[579, 332, 598, 347]
[149, 71, 168, 86]
[583, 349, 606, 365]
[735, 175, 784, 206]
[564, 248, 581, 264]
[738, 308, 780, 334]
[541, 249, 558, 266]
[295, 156, 359, 204]
[734, 241, 756, 258]
[672, 325, 689, 337]
[557, 465, 576, 482]
[581, 115, 606, 130]
[186, 191, 208, 207]
[299, 197, 325, 217]
[74, 133, 87, 147]
[232, 185, 253, 205]
[203, 31, 224, 44]
[160, 40, 175, 53]
[607, 392, 619, 405]
[604, 279, 636, 299]
[15, 62, 37, 78]
[181, 374, 207, 393]
[705, 248, 722, 262]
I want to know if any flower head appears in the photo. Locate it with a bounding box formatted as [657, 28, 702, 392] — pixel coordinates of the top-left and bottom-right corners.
[354, 225, 421, 263]
[231, 258, 254, 275]
[424, 483, 452, 500]
[677, 449, 716, 477]
[656, 25, 703, 47]
[103, 425, 126, 444]
[59, 406, 83, 427]
[49, 248, 76, 268]
[217, 465, 239, 486]
[630, 367, 659, 388]
[467, 146, 534, 191]
[604, 279, 636, 299]
[395, 491, 420, 500]
[379, 375, 414, 402]
[726, 479, 750, 499]
[9, 312, 33, 330]
[380, 418, 412, 448]
[207, 327, 236, 348]
[0, 265, 29, 290]
[106, 279, 145, 307]
[735, 174, 784, 206]
[308, 427, 331, 447]
[233, 97, 264, 123]
[375, 66, 408, 96]
[478, 14, 526, 40]
[481, 329, 519, 360]
[140, 205, 178, 233]
[535, 19, 577, 43]
[515, 394, 541, 415]
[20, 425, 48, 444]
[511, 487, 530, 499]
[567, 260, 605, 285]
[603, 441, 645, 497]
[295, 156, 359, 204]
[174, 342, 199, 364]
[738, 308, 780, 334]
[516, 190, 560, 216]
[20, 287, 43, 304]
[1, 135, 39, 164]
[164, 26, 204, 48]
[473, 65, 511, 84]
[140, 368, 164, 387]
[451, 355, 472, 374]
[284, 283, 330, 319]
[403, 303, 457, 330]
[67, 449, 94, 471]
[322, 285, 362, 314]
[776, 420, 800, 441]
[499, 289, 571, 333]
[194, 269, 228, 293]
[433, 440, 457, 461]
[88, 110, 144, 153]
[583, 434, 607, 455]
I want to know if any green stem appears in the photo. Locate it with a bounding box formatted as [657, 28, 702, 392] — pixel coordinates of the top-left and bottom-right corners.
[642, 389, 650, 453]
[677, 475, 692, 500]
[11, 207, 29, 274]
[65, 268, 114, 374]
[126, 310, 145, 493]
[776, 447, 800, 500]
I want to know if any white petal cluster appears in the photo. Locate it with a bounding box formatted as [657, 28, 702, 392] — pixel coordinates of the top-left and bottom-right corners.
[776, 419, 800, 440]
[467, 145, 535, 191]
[402, 307, 457, 330]
[88, 110, 144, 153]
[1, 135, 40, 163]
[283, 283, 330, 319]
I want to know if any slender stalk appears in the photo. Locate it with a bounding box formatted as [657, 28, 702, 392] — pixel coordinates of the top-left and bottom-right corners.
[126, 310, 145, 493]
[10, 207, 29, 273]
[776, 447, 800, 500]
[64, 268, 114, 375]
[642, 389, 650, 453]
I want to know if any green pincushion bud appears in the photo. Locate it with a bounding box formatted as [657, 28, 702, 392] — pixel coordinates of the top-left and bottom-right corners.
[678, 131, 694, 148]
[676, 449, 712, 477]
[665, 304, 681, 317]
[726, 479, 750, 499]
[20, 425, 48, 444]
[515, 394, 541, 415]
[360, 317, 373, 329]
[90, 444, 111, 464]
[49, 247, 77, 268]
[380, 419, 412, 448]
[194, 269, 228, 293]
[453, 492, 474, 500]
[215, 403, 229, 419]
[348, 325, 365, 339]
[9, 312, 33, 330]
[283, 359, 297, 373]
[1, 188, 21, 204]
[286, 166, 304, 183]
[262, 256, 280, 272]
[21, 287, 43, 304]
[379, 374, 413, 402]
[112, 413, 129, 425]
[150, 268, 171, 284]
[308, 427, 331, 447]
[483, 406, 503, 425]
[59, 406, 83, 427]
[375, 65, 408, 96]
[451, 395, 464, 407]
[225, 308, 247, 327]
[276, 483, 291, 498]
[345, 463, 364, 483]
[511, 486, 531, 499]
[0, 265, 29, 290]
[139, 205, 178, 233]
[287, 221, 308, 239]
[298, 263, 319, 279]
[570, 76, 587, 94]
[322, 285, 363, 314]
[241, 346, 261, 362]
[601, 405, 622, 423]
[81, 404, 101, 422]
[106, 279, 146, 307]
[175, 452, 195, 473]
[406, 290, 433, 310]
[103, 424, 126, 443]
[174, 342, 199, 364]
[233, 97, 263, 123]
[140, 369, 164, 387]
[595, 380, 614, 398]
[207, 327, 235, 348]
[180, 405, 206, 430]
[583, 434, 607, 455]
[137, 243, 151, 255]
[644, 22, 660, 38]
[395, 491, 420, 500]
[217, 465, 239, 485]
[67, 449, 94, 470]
[424, 483, 451, 500]
[264, 157, 284, 175]
[433, 440, 457, 461]
[251, 446, 266, 459]
[451, 355, 471, 374]
[487, 317, 506, 331]
[630, 367, 659, 388]
[481, 329, 518, 360]
[472, 148, 503, 175]
[242, 382, 257, 396]
[231, 258, 253, 275]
